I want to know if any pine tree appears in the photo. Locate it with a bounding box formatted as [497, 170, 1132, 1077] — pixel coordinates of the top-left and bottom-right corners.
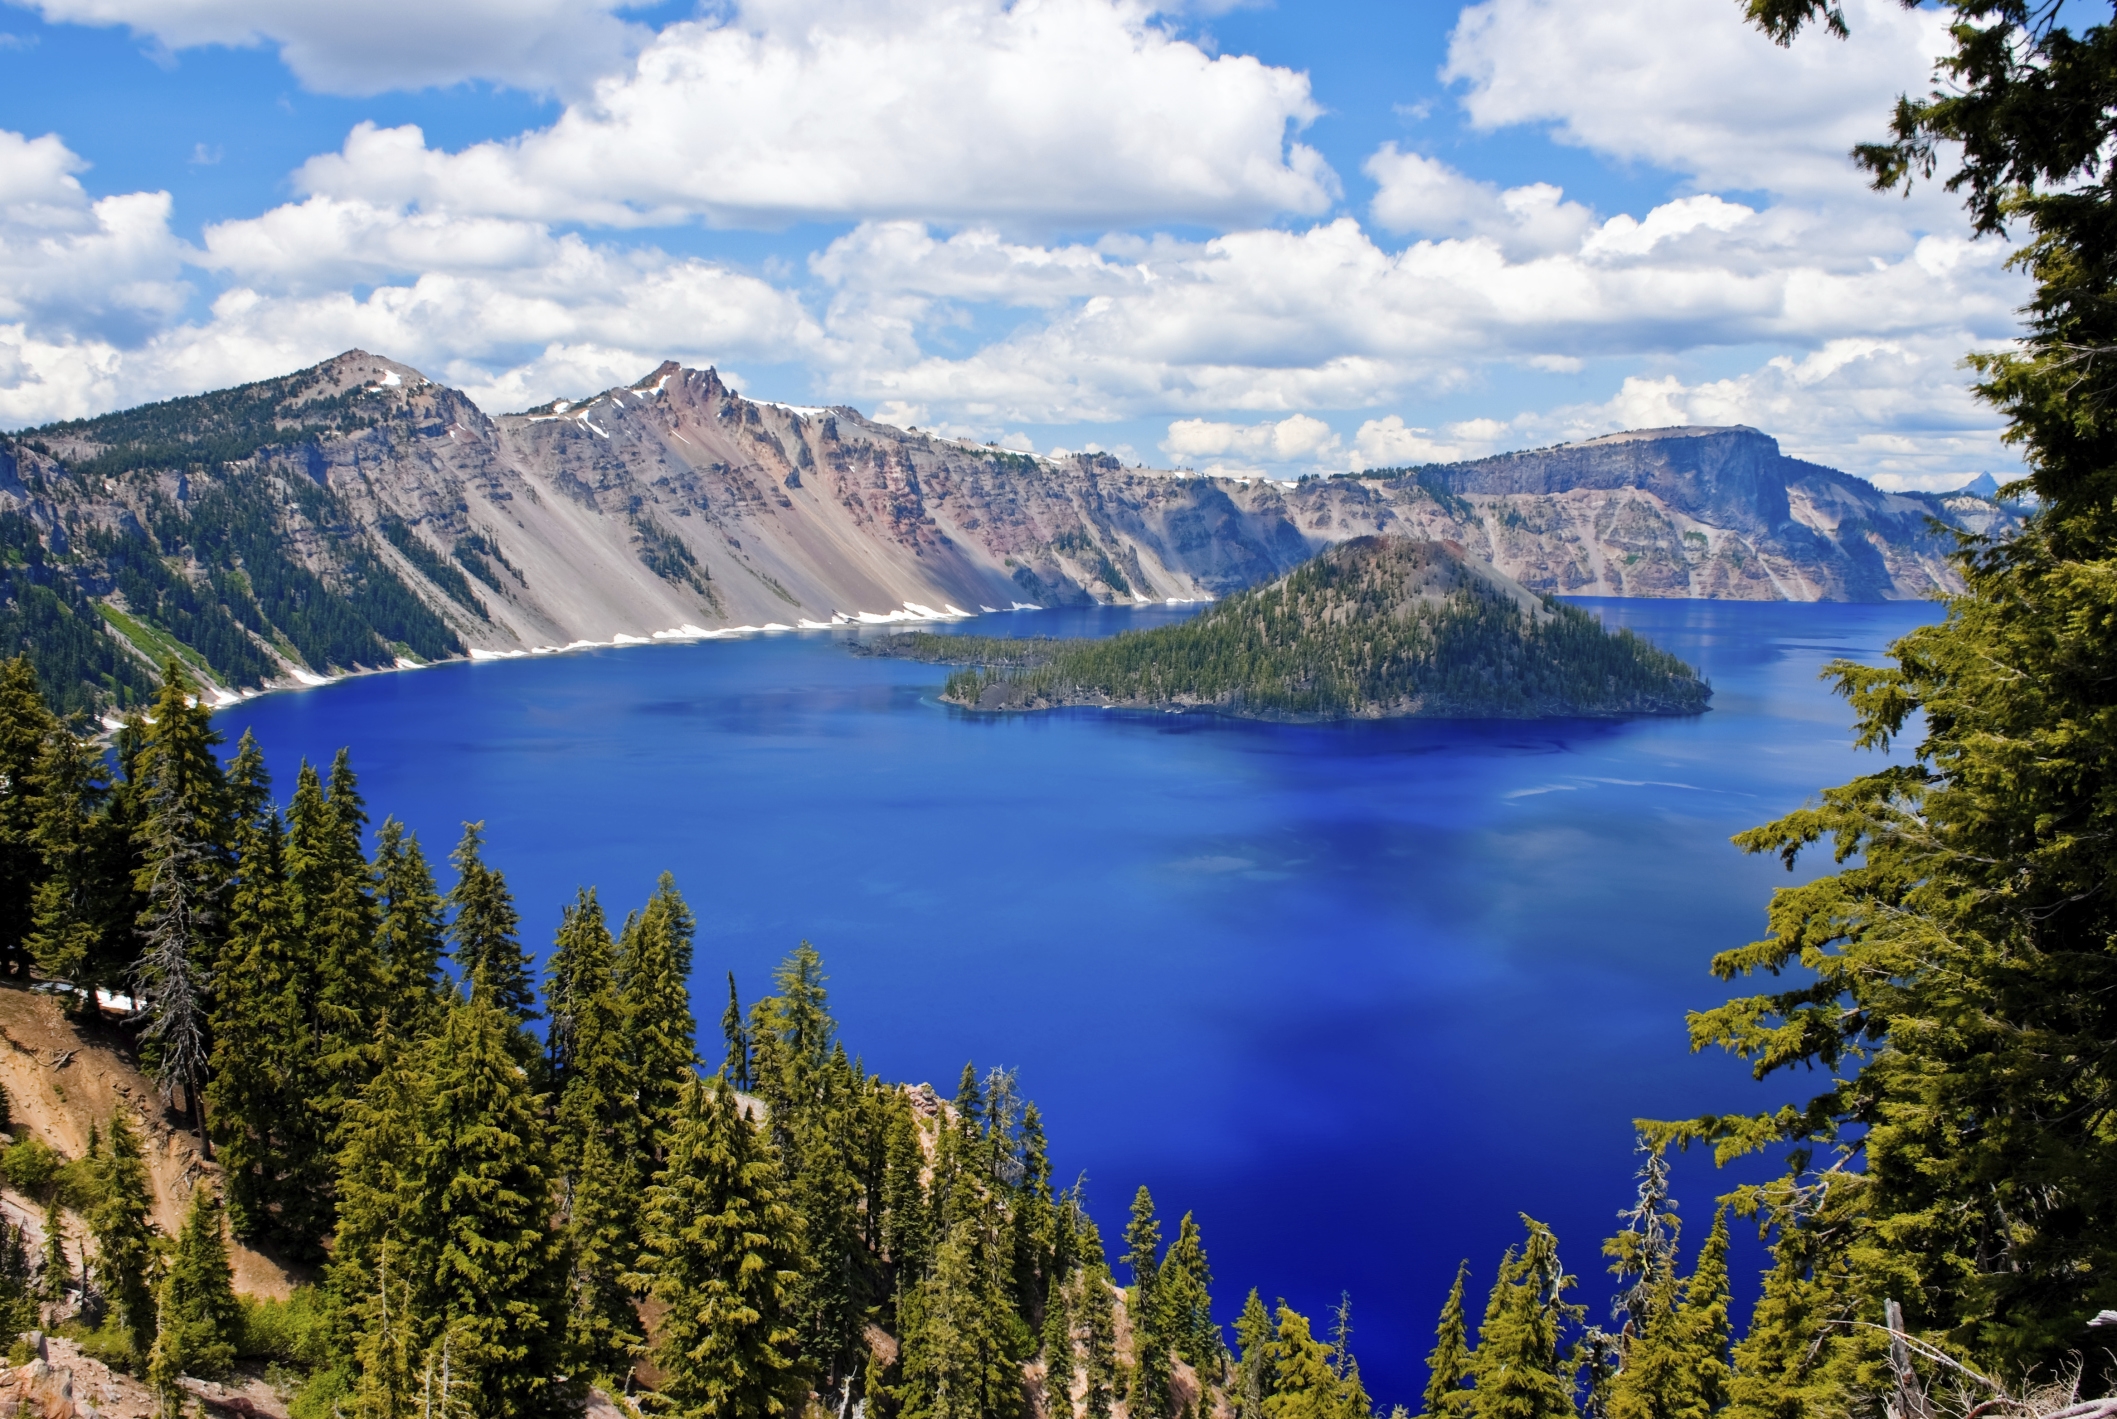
[445, 823, 536, 1024]
[290, 754, 384, 1104]
[720, 973, 749, 1091]
[897, 1210, 1019, 1419]
[0, 655, 57, 979]
[1123, 1186, 1170, 1419]
[148, 1186, 241, 1392]
[634, 1075, 809, 1419]
[1263, 1304, 1354, 1419]
[1469, 1219, 1580, 1419]
[546, 889, 642, 1381]
[1159, 1212, 1220, 1381]
[1012, 1103, 1058, 1319]
[131, 662, 229, 1139]
[1605, 1205, 1731, 1419]
[87, 1109, 162, 1363]
[1420, 1263, 1473, 1419]
[40, 1196, 70, 1304]
[404, 995, 569, 1419]
[28, 724, 118, 987]
[332, 1014, 428, 1419]
[1233, 1289, 1275, 1419]
[373, 818, 446, 1030]
[1042, 1272, 1075, 1419]
[1080, 1265, 1119, 1419]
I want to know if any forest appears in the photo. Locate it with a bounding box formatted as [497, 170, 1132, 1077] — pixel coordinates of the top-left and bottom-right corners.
[869, 539, 1709, 720]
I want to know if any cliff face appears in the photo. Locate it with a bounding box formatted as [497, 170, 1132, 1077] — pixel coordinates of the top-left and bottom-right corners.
[0, 354, 2017, 702]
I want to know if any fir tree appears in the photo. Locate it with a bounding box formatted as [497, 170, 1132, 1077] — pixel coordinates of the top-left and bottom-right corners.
[1420, 1262, 1473, 1419]
[1159, 1212, 1220, 1381]
[131, 662, 229, 1139]
[148, 1186, 241, 1392]
[405, 995, 569, 1419]
[87, 1109, 162, 1363]
[898, 1212, 1020, 1419]
[1079, 1265, 1119, 1419]
[28, 724, 118, 987]
[332, 1013, 427, 1419]
[1042, 1273, 1075, 1419]
[617, 875, 699, 1134]
[634, 1075, 809, 1419]
[1263, 1304, 1359, 1419]
[1605, 1205, 1730, 1419]
[1233, 1289, 1276, 1419]
[1469, 1219, 1580, 1419]
[720, 973, 749, 1091]
[0, 655, 56, 978]
[445, 823, 535, 1025]
[40, 1196, 70, 1304]
[1123, 1186, 1170, 1419]
[373, 818, 446, 1030]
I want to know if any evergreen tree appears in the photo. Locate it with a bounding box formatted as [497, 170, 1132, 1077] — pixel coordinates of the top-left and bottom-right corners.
[373, 818, 446, 1029]
[40, 1196, 70, 1304]
[0, 1217, 35, 1338]
[1123, 1186, 1169, 1419]
[1159, 1212, 1219, 1380]
[1469, 1219, 1580, 1419]
[1042, 1272, 1075, 1419]
[87, 1109, 162, 1363]
[546, 890, 642, 1380]
[1233, 1289, 1276, 1419]
[1720, 1179, 1867, 1419]
[404, 996, 569, 1419]
[634, 1075, 809, 1419]
[720, 973, 749, 1090]
[131, 662, 229, 1138]
[0, 655, 57, 978]
[1421, 1263, 1473, 1419]
[332, 1013, 427, 1419]
[290, 753, 384, 1104]
[898, 1212, 1020, 1419]
[617, 876, 698, 1133]
[28, 724, 120, 988]
[148, 1186, 241, 1392]
[1079, 1265, 1119, 1419]
[445, 824, 535, 1025]
[1263, 1304, 1360, 1419]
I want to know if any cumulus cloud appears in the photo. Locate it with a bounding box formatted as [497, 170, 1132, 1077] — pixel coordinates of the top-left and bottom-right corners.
[1443, 0, 1951, 201]
[294, 0, 1337, 230]
[10, 0, 648, 95]
[1162, 413, 1341, 472]
[1364, 145, 1593, 257]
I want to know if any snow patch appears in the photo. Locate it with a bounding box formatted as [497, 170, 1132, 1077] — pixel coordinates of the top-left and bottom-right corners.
[1010, 601, 1044, 611]
[289, 667, 333, 687]
[611, 633, 652, 645]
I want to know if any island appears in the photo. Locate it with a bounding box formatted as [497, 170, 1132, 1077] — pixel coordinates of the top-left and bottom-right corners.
[863, 536, 1712, 720]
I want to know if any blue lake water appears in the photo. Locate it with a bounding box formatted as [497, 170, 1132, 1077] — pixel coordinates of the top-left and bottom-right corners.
[215, 597, 1939, 1405]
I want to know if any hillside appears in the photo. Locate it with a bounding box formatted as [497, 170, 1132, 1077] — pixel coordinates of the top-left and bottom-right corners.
[0, 354, 2012, 711]
[873, 537, 1711, 720]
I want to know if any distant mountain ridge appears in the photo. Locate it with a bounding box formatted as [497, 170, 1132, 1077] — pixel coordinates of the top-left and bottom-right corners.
[0, 353, 2018, 708]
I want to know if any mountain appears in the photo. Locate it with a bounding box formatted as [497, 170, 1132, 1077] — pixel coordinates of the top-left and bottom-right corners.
[0, 354, 2016, 708]
[870, 537, 1712, 720]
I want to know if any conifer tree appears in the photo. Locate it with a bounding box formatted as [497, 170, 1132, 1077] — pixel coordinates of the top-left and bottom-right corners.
[1420, 1263, 1473, 1419]
[634, 1075, 809, 1419]
[1012, 1104, 1058, 1319]
[41, 1196, 70, 1304]
[0, 1218, 34, 1337]
[331, 1013, 427, 1419]
[445, 824, 536, 1025]
[546, 890, 642, 1380]
[1159, 1212, 1219, 1380]
[897, 1212, 1019, 1419]
[1080, 1266, 1119, 1419]
[1042, 1274, 1075, 1419]
[1604, 1205, 1730, 1419]
[289, 754, 384, 1106]
[881, 1099, 933, 1284]
[404, 995, 568, 1419]
[373, 818, 446, 1029]
[1469, 1219, 1580, 1419]
[132, 663, 230, 1138]
[617, 875, 699, 1132]
[1123, 1186, 1170, 1419]
[720, 973, 749, 1090]
[87, 1109, 162, 1363]
[148, 1186, 241, 1393]
[1263, 1304, 1356, 1419]
[28, 724, 119, 988]
[1233, 1289, 1276, 1419]
[0, 656, 57, 978]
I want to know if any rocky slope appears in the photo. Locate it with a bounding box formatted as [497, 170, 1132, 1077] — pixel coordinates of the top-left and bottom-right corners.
[0, 352, 2016, 706]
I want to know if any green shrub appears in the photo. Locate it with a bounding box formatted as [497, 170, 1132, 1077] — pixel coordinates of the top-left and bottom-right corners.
[0, 1136, 65, 1200]
[237, 1287, 336, 1367]
[288, 1365, 351, 1419]
[56, 1317, 137, 1373]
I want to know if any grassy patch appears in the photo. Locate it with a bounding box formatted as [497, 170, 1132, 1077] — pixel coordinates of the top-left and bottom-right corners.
[96, 602, 215, 681]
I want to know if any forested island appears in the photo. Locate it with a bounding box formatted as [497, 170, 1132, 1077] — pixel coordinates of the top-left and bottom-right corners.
[867, 538, 1710, 720]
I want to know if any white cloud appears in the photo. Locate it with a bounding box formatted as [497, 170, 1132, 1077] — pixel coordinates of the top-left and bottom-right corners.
[1350, 415, 1509, 469]
[1443, 0, 1952, 201]
[1364, 145, 1594, 257]
[1163, 413, 1341, 472]
[295, 0, 1338, 230]
[11, 0, 648, 95]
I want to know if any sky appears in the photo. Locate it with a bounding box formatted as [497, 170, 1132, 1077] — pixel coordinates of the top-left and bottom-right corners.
[0, 0, 2031, 487]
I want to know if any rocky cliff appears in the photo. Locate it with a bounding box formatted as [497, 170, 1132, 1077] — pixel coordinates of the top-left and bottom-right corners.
[0, 353, 2016, 705]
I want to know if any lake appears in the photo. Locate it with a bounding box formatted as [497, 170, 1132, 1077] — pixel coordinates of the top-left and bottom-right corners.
[215, 596, 1939, 1405]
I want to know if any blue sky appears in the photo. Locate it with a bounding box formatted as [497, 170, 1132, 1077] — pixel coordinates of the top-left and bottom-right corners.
[0, 0, 2029, 486]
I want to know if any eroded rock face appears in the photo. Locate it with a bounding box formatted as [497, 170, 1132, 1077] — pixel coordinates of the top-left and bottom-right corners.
[0, 358, 2015, 695]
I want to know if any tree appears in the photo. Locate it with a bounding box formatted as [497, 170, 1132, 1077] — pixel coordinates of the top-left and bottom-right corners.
[0, 655, 57, 977]
[1263, 1304, 1360, 1419]
[131, 662, 229, 1139]
[1469, 1218, 1578, 1419]
[149, 1186, 241, 1392]
[373, 819, 447, 1030]
[617, 875, 699, 1131]
[1159, 1212, 1220, 1381]
[633, 1075, 809, 1419]
[1233, 1289, 1276, 1419]
[332, 1014, 428, 1419]
[445, 823, 535, 1026]
[1605, 1208, 1730, 1419]
[87, 1109, 162, 1363]
[28, 723, 122, 989]
[403, 995, 568, 1419]
[1123, 1186, 1169, 1419]
[720, 973, 749, 1090]
[1042, 1272, 1075, 1419]
[1421, 1263, 1473, 1419]
[1650, 0, 2117, 1391]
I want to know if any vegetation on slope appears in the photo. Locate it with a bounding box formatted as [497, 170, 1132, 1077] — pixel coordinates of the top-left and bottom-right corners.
[878, 538, 1709, 719]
